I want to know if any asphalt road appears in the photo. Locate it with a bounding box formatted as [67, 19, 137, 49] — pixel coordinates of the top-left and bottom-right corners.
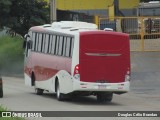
[0, 52, 160, 120]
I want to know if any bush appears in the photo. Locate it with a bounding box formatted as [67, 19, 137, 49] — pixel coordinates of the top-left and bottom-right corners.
[0, 105, 25, 120]
[0, 36, 24, 75]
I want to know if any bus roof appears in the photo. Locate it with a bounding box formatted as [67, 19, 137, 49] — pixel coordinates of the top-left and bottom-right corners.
[29, 21, 97, 34]
[29, 21, 128, 37]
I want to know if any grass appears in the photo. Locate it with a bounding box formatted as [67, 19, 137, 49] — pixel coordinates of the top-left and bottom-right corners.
[0, 35, 25, 119]
[0, 35, 24, 75]
[0, 105, 25, 120]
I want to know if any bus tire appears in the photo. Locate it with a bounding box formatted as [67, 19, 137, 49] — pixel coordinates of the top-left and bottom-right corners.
[56, 81, 64, 101]
[36, 88, 44, 95]
[97, 93, 113, 102]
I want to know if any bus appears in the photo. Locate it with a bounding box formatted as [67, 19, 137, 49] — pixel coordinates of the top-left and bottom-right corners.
[24, 21, 130, 102]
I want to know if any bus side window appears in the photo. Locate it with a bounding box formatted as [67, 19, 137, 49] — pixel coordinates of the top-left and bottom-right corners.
[51, 35, 56, 55]
[41, 33, 46, 53]
[70, 37, 74, 57]
[58, 36, 63, 56]
[32, 32, 36, 51]
[65, 37, 71, 57]
[48, 35, 53, 54]
[55, 36, 60, 55]
[36, 33, 39, 52]
[38, 33, 42, 52]
[34, 33, 37, 51]
[47, 35, 51, 53]
[44, 34, 49, 53]
[61, 36, 65, 56]
[62, 37, 67, 57]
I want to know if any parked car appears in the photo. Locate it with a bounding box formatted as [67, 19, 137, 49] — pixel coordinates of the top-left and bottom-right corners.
[0, 77, 3, 98]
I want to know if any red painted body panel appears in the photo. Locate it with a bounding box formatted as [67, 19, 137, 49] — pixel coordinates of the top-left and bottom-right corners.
[80, 31, 130, 83]
[25, 52, 72, 81]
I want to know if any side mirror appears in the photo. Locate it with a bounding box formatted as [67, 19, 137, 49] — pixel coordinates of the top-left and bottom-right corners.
[23, 34, 30, 49]
[24, 34, 30, 40]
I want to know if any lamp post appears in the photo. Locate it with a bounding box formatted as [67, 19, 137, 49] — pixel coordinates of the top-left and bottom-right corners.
[50, 0, 57, 23]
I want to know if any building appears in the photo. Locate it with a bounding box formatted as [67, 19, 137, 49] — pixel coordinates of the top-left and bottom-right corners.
[56, 0, 139, 16]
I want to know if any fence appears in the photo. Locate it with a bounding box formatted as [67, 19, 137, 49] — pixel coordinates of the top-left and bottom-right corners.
[98, 16, 160, 51]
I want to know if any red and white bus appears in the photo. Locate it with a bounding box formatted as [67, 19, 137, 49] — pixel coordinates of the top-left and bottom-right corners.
[24, 21, 130, 102]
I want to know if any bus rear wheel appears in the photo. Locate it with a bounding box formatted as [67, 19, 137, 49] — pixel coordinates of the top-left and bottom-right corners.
[56, 81, 64, 101]
[97, 93, 113, 102]
[36, 88, 44, 95]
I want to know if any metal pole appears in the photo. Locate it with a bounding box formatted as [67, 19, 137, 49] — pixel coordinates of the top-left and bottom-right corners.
[114, 0, 119, 16]
[50, 0, 57, 23]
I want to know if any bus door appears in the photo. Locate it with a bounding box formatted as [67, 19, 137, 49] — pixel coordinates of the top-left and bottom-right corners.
[79, 31, 130, 83]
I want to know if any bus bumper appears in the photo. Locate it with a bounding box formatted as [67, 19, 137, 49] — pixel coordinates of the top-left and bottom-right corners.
[73, 80, 130, 93]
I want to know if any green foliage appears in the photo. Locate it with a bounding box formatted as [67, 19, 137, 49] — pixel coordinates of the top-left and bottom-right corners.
[0, 0, 11, 27]
[0, 0, 49, 36]
[0, 105, 7, 111]
[0, 36, 24, 75]
[0, 105, 25, 120]
[9, 0, 50, 36]
[0, 0, 11, 13]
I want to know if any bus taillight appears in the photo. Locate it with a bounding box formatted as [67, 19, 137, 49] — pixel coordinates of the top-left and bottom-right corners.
[74, 64, 80, 80]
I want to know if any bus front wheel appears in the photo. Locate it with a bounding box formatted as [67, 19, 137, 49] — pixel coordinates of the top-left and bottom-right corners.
[56, 81, 64, 101]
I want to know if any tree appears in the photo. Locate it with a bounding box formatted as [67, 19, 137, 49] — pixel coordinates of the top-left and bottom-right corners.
[0, 0, 11, 28]
[8, 0, 50, 36]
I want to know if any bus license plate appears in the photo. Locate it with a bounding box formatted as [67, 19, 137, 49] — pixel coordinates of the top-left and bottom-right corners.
[98, 85, 106, 89]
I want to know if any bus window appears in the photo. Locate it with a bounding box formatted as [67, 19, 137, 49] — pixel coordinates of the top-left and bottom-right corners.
[55, 36, 60, 55]
[38, 33, 42, 52]
[58, 36, 63, 56]
[70, 37, 74, 57]
[62, 37, 67, 56]
[51, 35, 56, 55]
[44, 34, 49, 53]
[32, 32, 36, 51]
[48, 35, 53, 54]
[35, 33, 39, 52]
[42, 34, 46, 53]
[65, 37, 71, 57]
[34, 33, 37, 51]
[40, 34, 44, 52]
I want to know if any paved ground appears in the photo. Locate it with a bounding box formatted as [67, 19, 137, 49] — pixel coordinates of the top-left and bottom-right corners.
[0, 52, 160, 120]
[130, 52, 160, 103]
